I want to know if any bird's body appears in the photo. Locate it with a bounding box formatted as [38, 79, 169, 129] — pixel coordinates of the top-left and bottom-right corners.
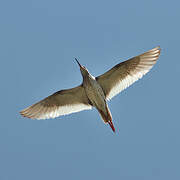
[81, 71, 114, 130]
[20, 46, 161, 133]
[83, 73, 106, 115]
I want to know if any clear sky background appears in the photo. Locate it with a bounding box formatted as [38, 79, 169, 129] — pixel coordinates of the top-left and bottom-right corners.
[0, 0, 179, 179]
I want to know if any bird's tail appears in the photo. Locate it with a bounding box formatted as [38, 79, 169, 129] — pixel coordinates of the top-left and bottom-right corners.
[97, 106, 115, 133]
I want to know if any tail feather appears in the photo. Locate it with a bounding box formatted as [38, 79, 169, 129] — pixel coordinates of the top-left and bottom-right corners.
[97, 108, 112, 123]
[97, 106, 115, 133]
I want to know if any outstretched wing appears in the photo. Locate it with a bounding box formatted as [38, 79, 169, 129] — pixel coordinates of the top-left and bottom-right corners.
[20, 85, 92, 120]
[96, 46, 161, 100]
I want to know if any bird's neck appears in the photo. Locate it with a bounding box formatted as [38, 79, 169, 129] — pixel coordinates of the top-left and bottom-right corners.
[83, 73, 95, 81]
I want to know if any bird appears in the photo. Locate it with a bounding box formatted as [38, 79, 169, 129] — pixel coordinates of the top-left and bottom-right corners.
[20, 46, 161, 133]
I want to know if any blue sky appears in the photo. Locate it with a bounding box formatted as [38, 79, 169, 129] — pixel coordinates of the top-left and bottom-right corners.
[0, 0, 180, 179]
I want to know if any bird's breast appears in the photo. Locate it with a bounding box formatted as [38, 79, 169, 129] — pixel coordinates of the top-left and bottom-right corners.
[83, 77, 106, 109]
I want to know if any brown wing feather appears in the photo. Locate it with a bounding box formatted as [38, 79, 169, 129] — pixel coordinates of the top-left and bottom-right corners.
[20, 85, 92, 120]
[96, 46, 161, 100]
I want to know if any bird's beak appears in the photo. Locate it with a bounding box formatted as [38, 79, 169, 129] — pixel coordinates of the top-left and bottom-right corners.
[75, 58, 82, 68]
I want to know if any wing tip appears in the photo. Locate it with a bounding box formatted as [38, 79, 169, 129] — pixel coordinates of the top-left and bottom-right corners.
[20, 109, 34, 119]
[19, 106, 38, 120]
[152, 46, 161, 53]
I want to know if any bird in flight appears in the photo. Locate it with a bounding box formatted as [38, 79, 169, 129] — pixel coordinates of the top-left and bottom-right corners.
[20, 46, 161, 133]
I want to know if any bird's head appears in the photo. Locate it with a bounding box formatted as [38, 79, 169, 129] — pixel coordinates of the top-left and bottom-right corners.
[75, 58, 89, 77]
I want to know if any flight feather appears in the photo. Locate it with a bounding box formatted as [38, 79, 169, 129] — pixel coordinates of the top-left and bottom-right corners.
[20, 85, 92, 119]
[96, 46, 161, 100]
